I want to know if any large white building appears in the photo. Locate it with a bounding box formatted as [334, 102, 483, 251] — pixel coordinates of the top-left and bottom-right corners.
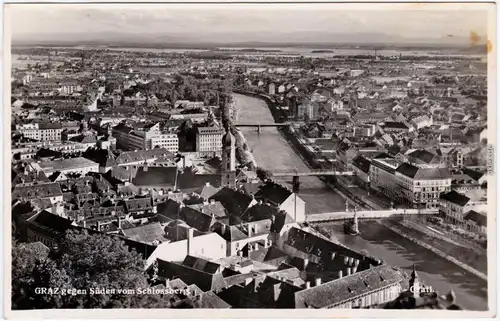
[370, 156, 451, 209]
[16, 123, 63, 142]
[34, 157, 99, 176]
[112, 122, 179, 152]
[196, 126, 224, 157]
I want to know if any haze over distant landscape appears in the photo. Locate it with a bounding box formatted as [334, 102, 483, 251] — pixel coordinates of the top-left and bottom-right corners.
[9, 3, 490, 48]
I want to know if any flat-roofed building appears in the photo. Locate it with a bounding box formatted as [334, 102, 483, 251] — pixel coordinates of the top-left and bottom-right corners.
[36, 157, 99, 176]
[196, 127, 224, 157]
[16, 123, 63, 142]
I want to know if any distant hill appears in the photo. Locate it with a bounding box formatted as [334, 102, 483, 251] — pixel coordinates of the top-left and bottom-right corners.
[12, 31, 482, 50]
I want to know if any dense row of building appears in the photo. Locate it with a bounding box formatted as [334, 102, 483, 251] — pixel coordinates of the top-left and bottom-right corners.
[10, 47, 481, 309]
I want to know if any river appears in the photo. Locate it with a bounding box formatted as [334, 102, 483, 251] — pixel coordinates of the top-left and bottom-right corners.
[232, 93, 346, 214]
[325, 221, 488, 311]
[232, 92, 488, 311]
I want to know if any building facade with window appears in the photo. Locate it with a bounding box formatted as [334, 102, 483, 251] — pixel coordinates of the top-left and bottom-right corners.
[16, 123, 63, 142]
[370, 157, 451, 209]
[196, 127, 224, 157]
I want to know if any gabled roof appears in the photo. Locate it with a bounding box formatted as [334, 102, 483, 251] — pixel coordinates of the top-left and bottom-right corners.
[12, 170, 51, 185]
[177, 170, 221, 190]
[396, 163, 450, 180]
[180, 206, 215, 232]
[157, 258, 227, 292]
[285, 227, 375, 272]
[464, 210, 487, 227]
[123, 198, 153, 212]
[243, 203, 279, 223]
[12, 182, 63, 200]
[462, 168, 485, 182]
[352, 155, 371, 174]
[254, 182, 292, 206]
[407, 149, 441, 165]
[294, 265, 404, 308]
[156, 199, 182, 220]
[121, 222, 167, 244]
[439, 190, 470, 206]
[27, 210, 75, 239]
[132, 166, 177, 187]
[188, 202, 226, 219]
[210, 187, 255, 217]
[198, 184, 222, 200]
[183, 255, 221, 274]
[249, 243, 288, 264]
[198, 291, 232, 309]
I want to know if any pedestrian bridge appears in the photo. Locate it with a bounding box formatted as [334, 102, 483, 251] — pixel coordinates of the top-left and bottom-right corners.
[306, 209, 439, 222]
[272, 169, 355, 177]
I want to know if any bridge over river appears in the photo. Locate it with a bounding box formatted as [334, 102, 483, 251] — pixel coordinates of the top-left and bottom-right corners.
[306, 209, 438, 222]
[232, 93, 487, 311]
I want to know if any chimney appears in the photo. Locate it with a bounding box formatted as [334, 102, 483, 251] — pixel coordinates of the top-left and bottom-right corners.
[305, 281, 311, 289]
[303, 258, 309, 270]
[203, 200, 209, 206]
[96, 221, 101, 232]
[315, 277, 322, 286]
[205, 182, 210, 187]
[210, 199, 215, 205]
[247, 225, 252, 237]
[117, 217, 122, 229]
[338, 270, 343, 279]
[347, 267, 352, 276]
[187, 228, 194, 255]
[254, 243, 259, 251]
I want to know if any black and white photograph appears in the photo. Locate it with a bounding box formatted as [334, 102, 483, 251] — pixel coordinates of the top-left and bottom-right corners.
[4, 2, 496, 318]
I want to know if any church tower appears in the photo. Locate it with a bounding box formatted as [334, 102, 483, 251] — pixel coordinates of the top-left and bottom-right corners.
[221, 125, 236, 187]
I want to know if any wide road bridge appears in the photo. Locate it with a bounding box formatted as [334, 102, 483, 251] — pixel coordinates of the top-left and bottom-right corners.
[306, 209, 439, 223]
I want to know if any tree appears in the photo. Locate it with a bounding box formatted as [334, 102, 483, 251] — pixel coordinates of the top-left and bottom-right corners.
[12, 231, 176, 309]
[11, 239, 51, 309]
[256, 167, 273, 182]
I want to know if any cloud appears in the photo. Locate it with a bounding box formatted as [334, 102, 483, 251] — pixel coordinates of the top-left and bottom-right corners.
[9, 3, 489, 43]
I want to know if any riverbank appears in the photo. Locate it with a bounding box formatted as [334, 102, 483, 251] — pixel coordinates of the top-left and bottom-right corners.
[380, 220, 488, 281]
[234, 92, 488, 280]
[234, 90, 383, 211]
[232, 93, 347, 213]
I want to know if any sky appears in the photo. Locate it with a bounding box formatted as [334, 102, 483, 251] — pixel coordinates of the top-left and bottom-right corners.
[8, 3, 491, 44]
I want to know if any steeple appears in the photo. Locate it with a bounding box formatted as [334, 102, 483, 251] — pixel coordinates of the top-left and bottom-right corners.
[220, 124, 236, 187]
[222, 125, 236, 172]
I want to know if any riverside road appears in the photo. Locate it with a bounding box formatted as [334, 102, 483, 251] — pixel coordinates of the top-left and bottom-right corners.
[232, 93, 488, 311]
